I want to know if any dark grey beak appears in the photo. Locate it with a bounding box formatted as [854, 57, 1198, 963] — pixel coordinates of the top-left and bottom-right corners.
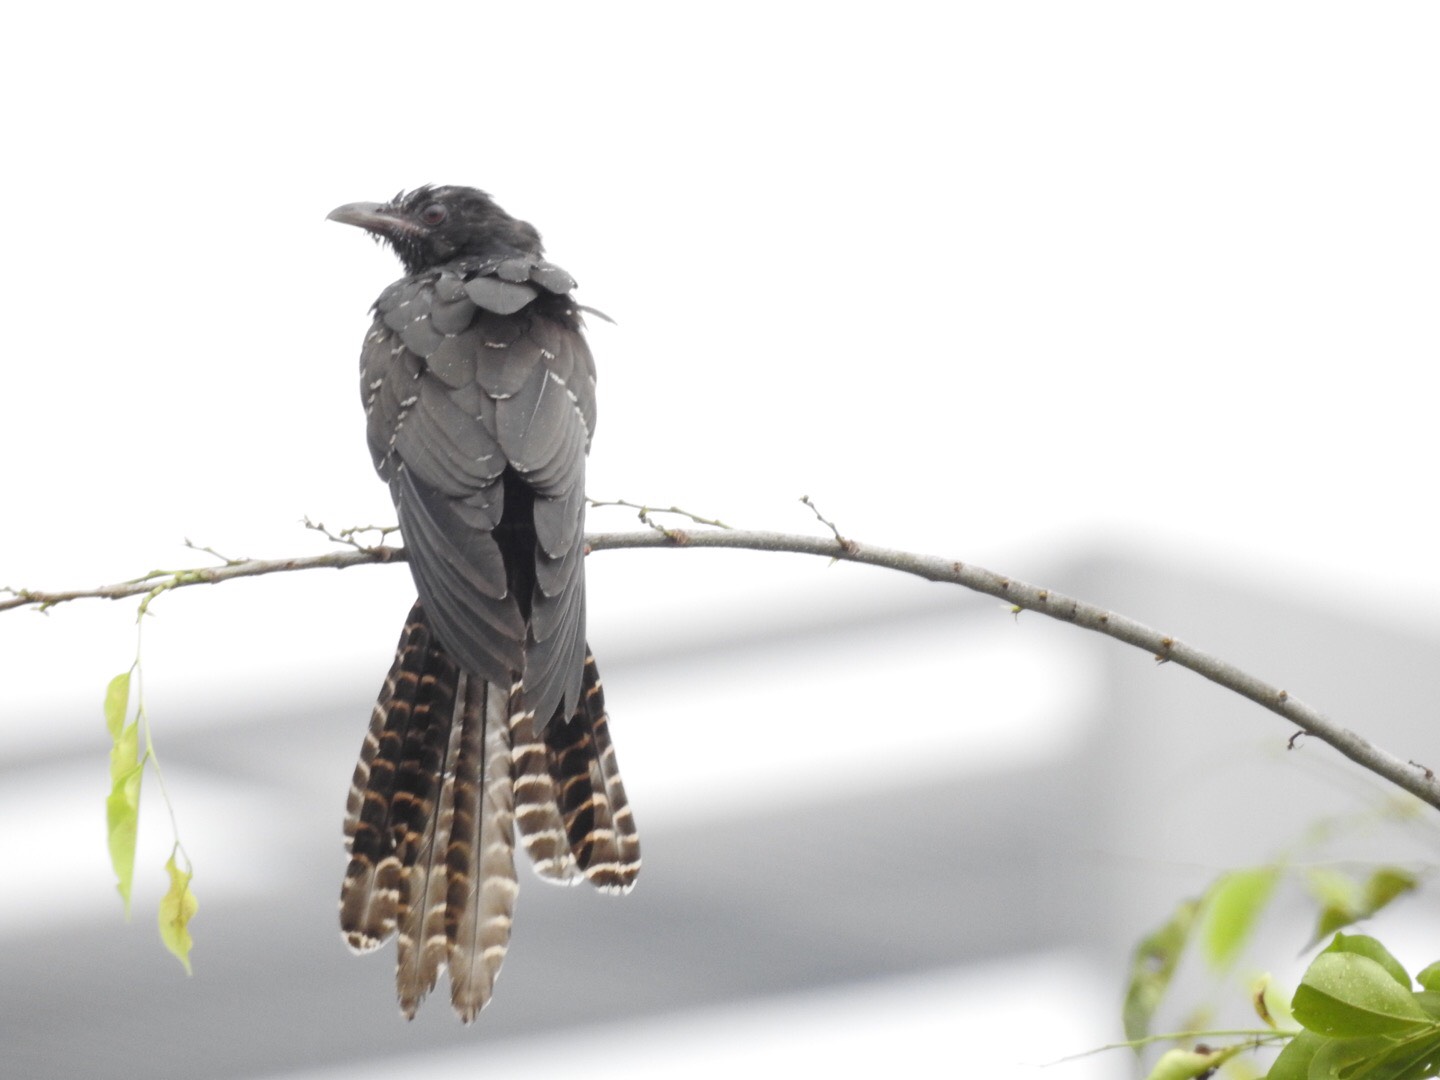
[326, 201, 415, 237]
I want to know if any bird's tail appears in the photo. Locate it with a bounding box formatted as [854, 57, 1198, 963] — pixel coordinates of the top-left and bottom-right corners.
[340, 602, 640, 1021]
[510, 648, 642, 894]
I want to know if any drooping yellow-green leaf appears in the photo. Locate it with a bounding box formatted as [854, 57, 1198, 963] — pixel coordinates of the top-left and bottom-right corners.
[1123, 896, 1201, 1042]
[1202, 866, 1279, 969]
[103, 671, 131, 740]
[106, 714, 143, 916]
[158, 853, 198, 975]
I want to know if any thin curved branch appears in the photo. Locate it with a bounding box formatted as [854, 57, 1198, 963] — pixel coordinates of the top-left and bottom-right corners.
[1, 549, 402, 612]
[590, 531, 1440, 811]
[6, 529, 1438, 811]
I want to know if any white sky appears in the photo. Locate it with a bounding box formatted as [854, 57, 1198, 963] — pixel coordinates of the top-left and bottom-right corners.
[0, 2, 1437, 1073]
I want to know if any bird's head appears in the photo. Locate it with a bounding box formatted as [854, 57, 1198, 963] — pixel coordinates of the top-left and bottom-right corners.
[327, 185, 543, 274]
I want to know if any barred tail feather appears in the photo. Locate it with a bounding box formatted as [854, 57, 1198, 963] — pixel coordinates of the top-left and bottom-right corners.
[340, 605, 432, 952]
[394, 665, 464, 1017]
[343, 616, 634, 1020]
[588, 691, 641, 893]
[544, 651, 641, 894]
[510, 688, 583, 885]
[446, 677, 519, 1022]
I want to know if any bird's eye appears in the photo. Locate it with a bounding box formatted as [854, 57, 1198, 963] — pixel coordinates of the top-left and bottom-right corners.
[419, 203, 448, 226]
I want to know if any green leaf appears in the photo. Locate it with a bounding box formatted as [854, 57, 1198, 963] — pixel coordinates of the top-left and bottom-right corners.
[1307, 867, 1360, 910]
[1143, 1044, 1244, 1080]
[103, 671, 131, 740]
[1380, 1031, 1440, 1078]
[1292, 952, 1430, 1037]
[1306, 868, 1418, 948]
[1123, 896, 1201, 1042]
[106, 719, 143, 915]
[1325, 934, 1412, 991]
[1203, 866, 1279, 969]
[1313, 908, 1356, 946]
[1307, 868, 1362, 946]
[1362, 869, 1418, 917]
[1309, 1030, 1440, 1080]
[1308, 1034, 1405, 1079]
[1254, 972, 1296, 1030]
[1264, 1030, 1322, 1080]
[1416, 965, 1440, 994]
[158, 853, 197, 975]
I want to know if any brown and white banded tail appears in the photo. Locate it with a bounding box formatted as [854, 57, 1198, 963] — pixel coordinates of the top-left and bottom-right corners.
[340, 603, 518, 1021]
[341, 605, 637, 1021]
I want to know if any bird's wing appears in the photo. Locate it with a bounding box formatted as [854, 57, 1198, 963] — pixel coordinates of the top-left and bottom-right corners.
[361, 256, 597, 725]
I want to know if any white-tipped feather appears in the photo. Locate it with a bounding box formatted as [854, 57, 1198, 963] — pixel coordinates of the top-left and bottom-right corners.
[587, 705, 641, 894]
[509, 697, 584, 885]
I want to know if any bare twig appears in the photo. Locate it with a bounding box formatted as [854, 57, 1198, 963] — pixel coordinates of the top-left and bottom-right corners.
[182, 539, 245, 566]
[586, 498, 731, 530]
[5, 528, 1439, 812]
[302, 516, 401, 551]
[799, 495, 858, 555]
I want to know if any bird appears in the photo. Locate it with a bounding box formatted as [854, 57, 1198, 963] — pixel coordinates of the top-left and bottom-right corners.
[327, 185, 639, 1022]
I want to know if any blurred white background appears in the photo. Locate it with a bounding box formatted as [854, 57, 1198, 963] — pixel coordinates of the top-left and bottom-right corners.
[1, 3, 1437, 1077]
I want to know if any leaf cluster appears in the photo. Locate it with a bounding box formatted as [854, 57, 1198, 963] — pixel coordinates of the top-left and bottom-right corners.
[1121, 857, 1432, 1079]
[1273, 935, 1440, 1080]
[104, 668, 197, 974]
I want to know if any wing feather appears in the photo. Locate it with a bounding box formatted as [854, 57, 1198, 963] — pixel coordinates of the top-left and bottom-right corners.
[366, 264, 595, 726]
